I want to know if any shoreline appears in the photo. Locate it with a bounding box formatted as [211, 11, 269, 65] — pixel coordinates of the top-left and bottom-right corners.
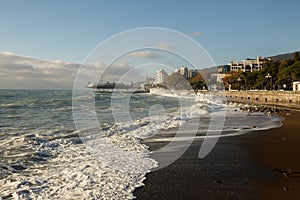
[134, 104, 300, 199]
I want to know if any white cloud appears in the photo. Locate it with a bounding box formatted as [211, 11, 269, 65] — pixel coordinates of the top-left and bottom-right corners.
[128, 51, 161, 59]
[1, 52, 16, 56]
[0, 52, 80, 89]
[190, 32, 202, 37]
[0, 52, 144, 89]
[156, 42, 175, 51]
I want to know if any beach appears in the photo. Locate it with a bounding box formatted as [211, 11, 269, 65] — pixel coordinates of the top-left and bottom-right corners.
[134, 110, 300, 199]
[1, 90, 299, 199]
[252, 111, 300, 199]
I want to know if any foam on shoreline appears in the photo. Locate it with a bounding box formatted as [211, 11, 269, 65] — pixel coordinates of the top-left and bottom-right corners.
[0, 90, 285, 199]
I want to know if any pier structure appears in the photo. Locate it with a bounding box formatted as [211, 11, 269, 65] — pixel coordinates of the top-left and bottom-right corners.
[87, 82, 149, 93]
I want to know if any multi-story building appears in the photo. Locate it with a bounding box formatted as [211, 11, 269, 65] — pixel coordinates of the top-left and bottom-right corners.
[155, 69, 168, 85]
[174, 66, 197, 79]
[180, 66, 188, 78]
[229, 57, 271, 72]
[293, 81, 300, 91]
[188, 69, 198, 79]
[217, 64, 231, 74]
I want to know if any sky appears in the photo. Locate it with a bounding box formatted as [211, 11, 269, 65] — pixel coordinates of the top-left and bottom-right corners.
[0, 0, 300, 89]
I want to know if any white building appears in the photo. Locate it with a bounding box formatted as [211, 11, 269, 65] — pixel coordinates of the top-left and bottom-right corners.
[180, 66, 188, 78]
[229, 57, 271, 72]
[210, 73, 226, 83]
[155, 69, 168, 85]
[293, 81, 300, 91]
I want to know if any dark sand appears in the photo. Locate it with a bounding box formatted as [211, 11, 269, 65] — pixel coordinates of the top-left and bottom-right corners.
[134, 111, 300, 199]
[251, 112, 300, 199]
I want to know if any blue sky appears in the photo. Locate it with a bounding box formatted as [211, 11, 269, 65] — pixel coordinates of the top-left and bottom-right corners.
[0, 0, 300, 88]
[1, 0, 299, 63]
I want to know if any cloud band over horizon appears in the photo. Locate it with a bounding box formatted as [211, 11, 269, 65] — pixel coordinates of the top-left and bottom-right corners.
[0, 52, 143, 89]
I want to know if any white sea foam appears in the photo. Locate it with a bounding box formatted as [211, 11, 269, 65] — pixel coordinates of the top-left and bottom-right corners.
[145, 91, 283, 142]
[0, 129, 157, 199]
[0, 90, 284, 199]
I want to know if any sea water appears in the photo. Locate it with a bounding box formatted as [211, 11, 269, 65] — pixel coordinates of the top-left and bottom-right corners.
[0, 90, 282, 199]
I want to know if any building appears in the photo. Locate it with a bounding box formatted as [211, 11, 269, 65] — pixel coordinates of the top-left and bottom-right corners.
[180, 66, 188, 78]
[155, 69, 168, 85]
[211, 73, 226, 84]
[144, 76, 155, 86]
[175, 67, 197, 79]
[217, 64, 231, 74]
[188, 69, 198, 79]
[229, 57, 271, 72]
[293, 81, 300, 91]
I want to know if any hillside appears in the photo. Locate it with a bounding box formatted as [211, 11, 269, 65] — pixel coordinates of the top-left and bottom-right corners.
[269, 50, 300, 60]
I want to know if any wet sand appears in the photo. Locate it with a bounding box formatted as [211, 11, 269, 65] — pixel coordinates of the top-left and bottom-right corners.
[134, 111, 300, 199]
[251, 111, 300, 199]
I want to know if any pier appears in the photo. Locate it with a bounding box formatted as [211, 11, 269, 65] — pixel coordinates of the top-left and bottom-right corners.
[87, 82, 149, 93]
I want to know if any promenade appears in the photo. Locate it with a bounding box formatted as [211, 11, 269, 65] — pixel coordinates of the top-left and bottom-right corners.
[215, 91, 300, 110]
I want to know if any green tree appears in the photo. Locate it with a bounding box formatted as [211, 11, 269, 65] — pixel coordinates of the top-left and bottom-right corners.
[210, 53, 300, 91]
[222, 71, 242, 90]
[189, 73, 207, 90]
[293, 52, 300, 63]
[286, 61, 300, 80]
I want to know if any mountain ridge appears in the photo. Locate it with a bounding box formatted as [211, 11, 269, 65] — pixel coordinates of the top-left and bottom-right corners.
[268, 50, 300, 60]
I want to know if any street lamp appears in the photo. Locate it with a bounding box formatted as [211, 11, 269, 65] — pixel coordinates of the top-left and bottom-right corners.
[265, 73, 272, 90]
[237, 77, 242, 91]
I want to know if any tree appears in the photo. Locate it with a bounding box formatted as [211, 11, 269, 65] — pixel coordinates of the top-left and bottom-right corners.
[293, 52, 300, 63]
[189, 73, 207, 90]
[287, 61, 300, 80]
[222, 71, 242, 90]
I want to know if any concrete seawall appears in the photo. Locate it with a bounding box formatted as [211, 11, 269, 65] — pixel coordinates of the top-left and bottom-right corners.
[213, 91, 300, 109]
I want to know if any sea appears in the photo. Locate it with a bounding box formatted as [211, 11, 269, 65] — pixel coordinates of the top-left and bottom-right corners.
[0, 89, 283, 199]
